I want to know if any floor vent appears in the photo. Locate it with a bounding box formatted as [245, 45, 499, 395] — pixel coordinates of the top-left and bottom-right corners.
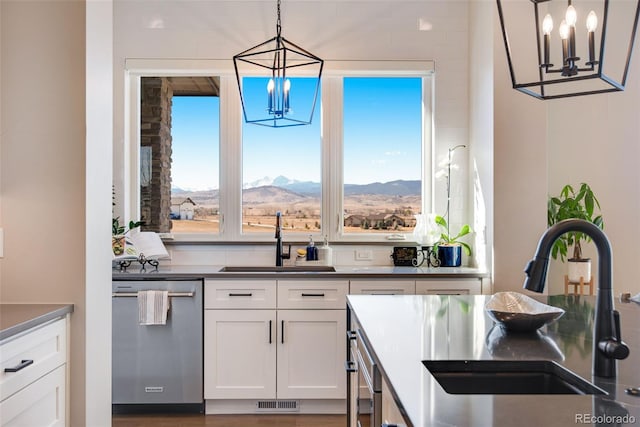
[256, 400, 299, 412]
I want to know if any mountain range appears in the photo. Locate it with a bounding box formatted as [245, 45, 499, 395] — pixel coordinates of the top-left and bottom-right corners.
[172, 176, 420, 206]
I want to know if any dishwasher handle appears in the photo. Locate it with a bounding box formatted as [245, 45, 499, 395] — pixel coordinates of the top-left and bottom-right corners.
[112, 291, 194, 298]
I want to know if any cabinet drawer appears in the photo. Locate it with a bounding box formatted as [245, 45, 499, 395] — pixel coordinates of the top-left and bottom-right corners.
[205, 279, 277, 309]
[0, 318, 67, 402]
[277, 280, 348, 309]
[0, 364, 65, 427]
[349, 280, 415, 295]
[415, 279, 481, 295]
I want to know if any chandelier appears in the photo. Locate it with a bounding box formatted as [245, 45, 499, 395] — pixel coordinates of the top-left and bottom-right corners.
[233, 0, 323, 127]
[496, 0, 640, 99]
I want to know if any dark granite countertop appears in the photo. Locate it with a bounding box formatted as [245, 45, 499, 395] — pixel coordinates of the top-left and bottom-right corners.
[112, 264, 488, 280]
[0, 304, 74, 341]
[347, 294, 640, 427]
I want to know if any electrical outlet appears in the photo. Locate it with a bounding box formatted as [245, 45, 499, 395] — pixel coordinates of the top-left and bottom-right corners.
[355, 249, 373, 261]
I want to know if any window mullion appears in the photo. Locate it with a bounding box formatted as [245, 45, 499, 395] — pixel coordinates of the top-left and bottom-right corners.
[423, 74, 435, 214]
[322, 77, 343, 242]
[219, 75, 242, 240]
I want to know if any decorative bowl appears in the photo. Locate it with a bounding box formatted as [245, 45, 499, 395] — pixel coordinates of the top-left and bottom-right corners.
[485, 292, 565, 333]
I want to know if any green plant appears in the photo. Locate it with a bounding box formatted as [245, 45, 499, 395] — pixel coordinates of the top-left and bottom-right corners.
[112, 185, 143, 236]
[547, 183, 603, 262]
[112, 217, 144, 236]
[434, 215, 472, 256]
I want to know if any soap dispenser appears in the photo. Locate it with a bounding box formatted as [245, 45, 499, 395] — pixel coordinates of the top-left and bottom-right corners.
[317, 235, 333, 266]
[306, 235, 318, 261]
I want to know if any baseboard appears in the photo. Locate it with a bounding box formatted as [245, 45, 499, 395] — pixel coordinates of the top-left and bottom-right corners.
[205, 399, 346, 415]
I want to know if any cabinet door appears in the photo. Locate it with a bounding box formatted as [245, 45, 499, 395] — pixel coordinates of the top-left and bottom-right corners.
[204, 279, 277, 309]
[204, 310, 276, 399]
[277, 310, 346, 399]
[381, 375, 407, 426]
[415, 279, 481, 295]
[0, 365, 65, 427]
[277, 280, 348, 309]
[349, 279, 415, 295]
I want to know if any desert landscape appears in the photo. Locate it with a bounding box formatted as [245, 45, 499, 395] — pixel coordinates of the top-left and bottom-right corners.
[170, 178, 420, 234]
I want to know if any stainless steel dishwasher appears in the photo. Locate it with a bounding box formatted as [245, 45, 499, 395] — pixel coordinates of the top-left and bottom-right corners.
[112, 279, 203, 413]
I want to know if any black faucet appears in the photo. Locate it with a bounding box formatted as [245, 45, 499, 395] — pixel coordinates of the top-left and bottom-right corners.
[275, 211, 290, 267]
[523, 219, 629, 378]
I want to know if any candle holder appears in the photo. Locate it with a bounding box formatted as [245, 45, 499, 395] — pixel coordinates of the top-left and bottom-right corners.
[412, 246, 441, 268]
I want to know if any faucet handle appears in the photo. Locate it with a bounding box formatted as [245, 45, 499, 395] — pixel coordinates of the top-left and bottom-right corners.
[598, 310, 630, 360]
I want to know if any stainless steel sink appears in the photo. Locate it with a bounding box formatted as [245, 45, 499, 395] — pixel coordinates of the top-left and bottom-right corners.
[423, 360, 607, 395]
[219, 266, 336, 273]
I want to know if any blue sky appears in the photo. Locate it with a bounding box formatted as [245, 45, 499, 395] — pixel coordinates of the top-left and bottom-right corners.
[170, 77, 422, 190]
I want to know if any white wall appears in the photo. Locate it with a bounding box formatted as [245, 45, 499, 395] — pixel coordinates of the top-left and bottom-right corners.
[492, 1, 548, 293]
[112, 0, 478, 266]
[86, 1, 114, 424]
[468, 0, 494, 282]
[545, 39, 640, 296]
[0, 1, 88, 425]
[492, 1, 640, 296]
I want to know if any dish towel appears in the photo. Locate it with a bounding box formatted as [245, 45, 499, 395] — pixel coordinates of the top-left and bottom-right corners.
[138, 290, 170, 325]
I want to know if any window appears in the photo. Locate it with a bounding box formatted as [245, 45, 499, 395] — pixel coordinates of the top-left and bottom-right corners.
[342, 77, 424, 235]
[125, 60, 434, 242]
[241, 77, 322, 235]
[138, 76, 220, 235]
[170, 96, 220, 233]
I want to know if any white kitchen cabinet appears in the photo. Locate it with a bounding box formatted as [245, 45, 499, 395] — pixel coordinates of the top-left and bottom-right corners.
[381, 375, 406, 426]
[277, 309, 346, 399]
[204, 309, 276, 399]
[349, 279, 415, 295]
[415, 279, 481, 295]
[204, 278, 348, 413]
[0, 316, 69, 427]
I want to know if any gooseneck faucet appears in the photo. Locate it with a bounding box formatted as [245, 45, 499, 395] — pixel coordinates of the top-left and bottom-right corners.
[275, 211, 290, 267]
[523, 219, 629, 378]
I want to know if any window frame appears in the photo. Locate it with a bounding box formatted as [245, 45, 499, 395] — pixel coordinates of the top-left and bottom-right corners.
[123, 59, 434, 243]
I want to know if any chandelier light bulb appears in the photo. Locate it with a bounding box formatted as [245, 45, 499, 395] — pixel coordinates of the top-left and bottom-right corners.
[559, 20, 570, 39]
[565, 5, 577, 27]
[587, 11, 598, 32]
[267, 78, 275, 93]
[543, 14, 554, 35]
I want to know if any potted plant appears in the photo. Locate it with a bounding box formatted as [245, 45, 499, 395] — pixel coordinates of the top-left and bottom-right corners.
[434, 215, 472, 267]
[112, 187, 144, 255]
[547, 183, 603, 283]
[432, 145, 472, 267]
[112, 217, 144, 256]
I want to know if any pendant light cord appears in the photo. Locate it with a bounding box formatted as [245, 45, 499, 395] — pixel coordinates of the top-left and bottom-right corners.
[276, 0, 282, 38]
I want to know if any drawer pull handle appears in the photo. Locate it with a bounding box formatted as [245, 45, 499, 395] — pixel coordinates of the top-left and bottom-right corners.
[301, 293, 325, 297]
[4, 359, 34, 373]
[229, 293, 253, 297]
[269, 320, 272, 344]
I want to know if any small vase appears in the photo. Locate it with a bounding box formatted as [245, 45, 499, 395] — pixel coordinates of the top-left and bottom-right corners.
[112, 235, 126, 256]
[438, 245, 462, 267]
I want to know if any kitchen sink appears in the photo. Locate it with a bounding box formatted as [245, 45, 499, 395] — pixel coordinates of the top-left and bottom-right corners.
[423, 360, 607, 395]
[219, 266, 336, 273]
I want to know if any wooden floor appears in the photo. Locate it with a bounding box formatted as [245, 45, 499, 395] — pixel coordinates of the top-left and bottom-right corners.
[112, 414, 346, 427]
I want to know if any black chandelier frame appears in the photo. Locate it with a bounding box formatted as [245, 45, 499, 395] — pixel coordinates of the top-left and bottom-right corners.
[233, 0, 324, 127]
[496, 0, 640, 100]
